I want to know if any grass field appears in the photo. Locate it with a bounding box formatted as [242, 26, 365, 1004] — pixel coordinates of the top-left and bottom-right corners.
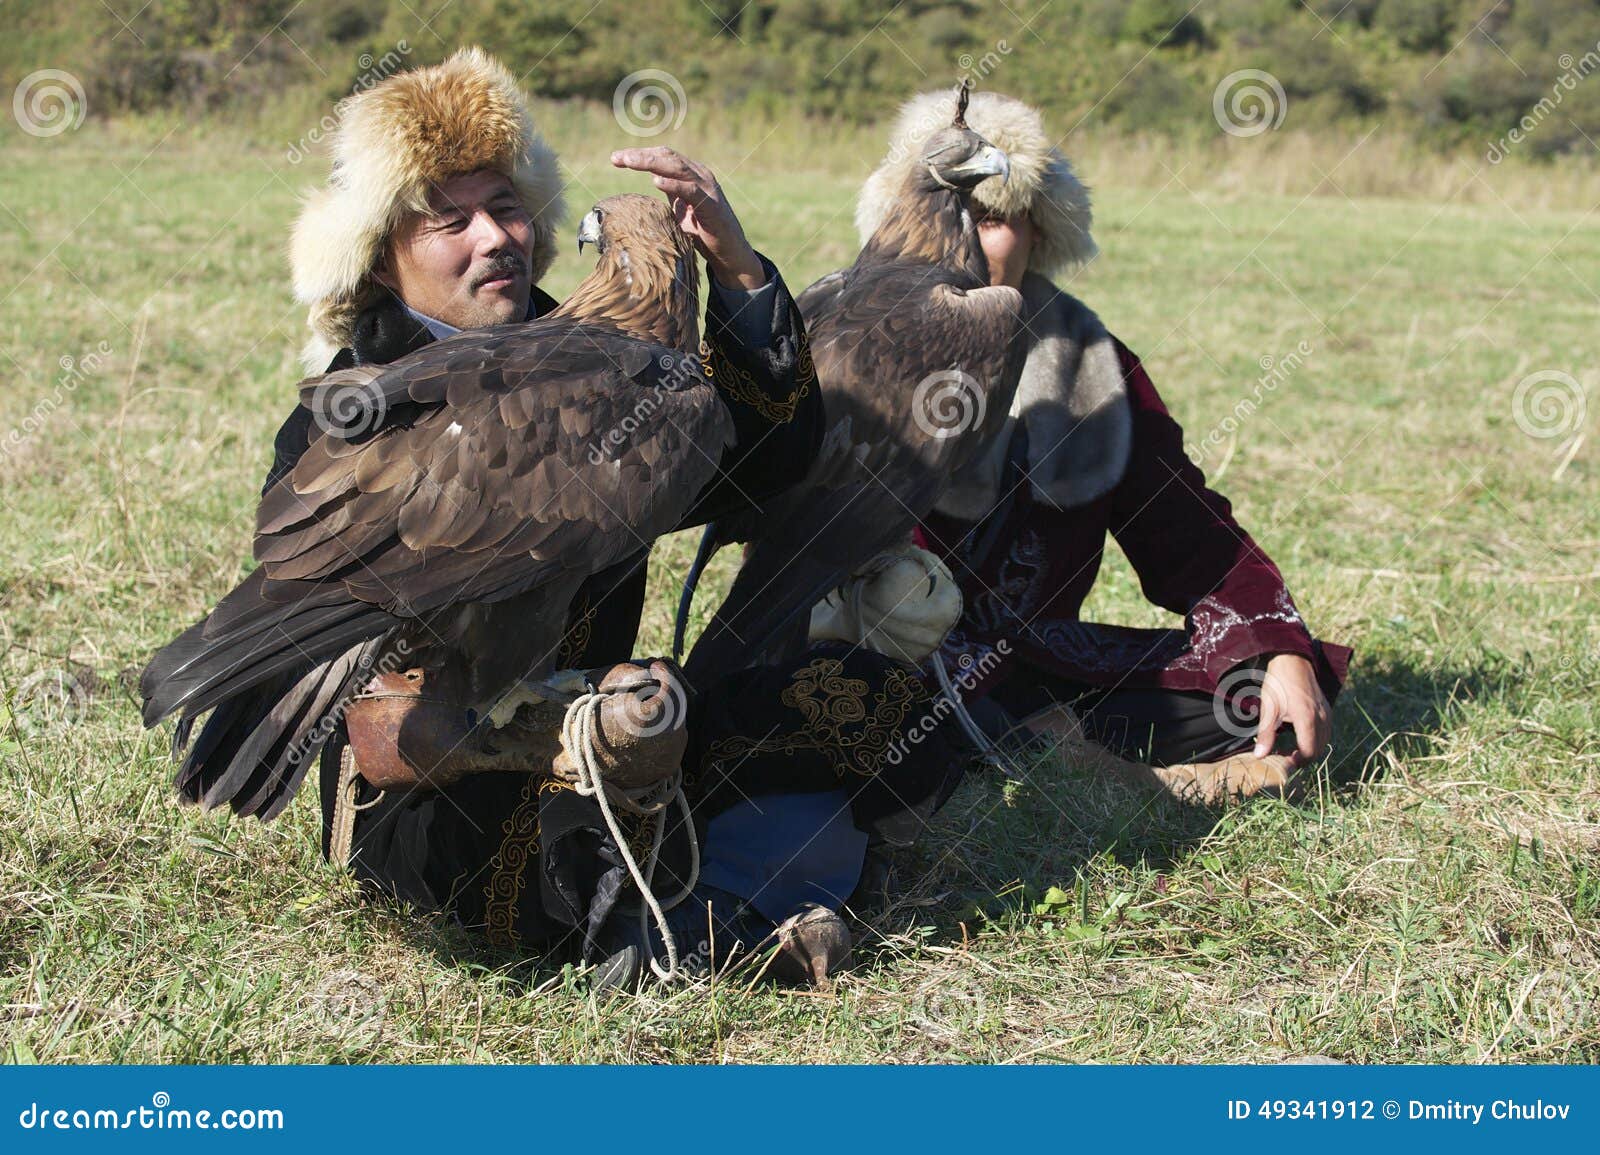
[1, 116, 1597, 1064]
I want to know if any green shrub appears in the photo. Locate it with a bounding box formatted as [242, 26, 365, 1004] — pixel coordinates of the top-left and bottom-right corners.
[1123, 0, 1211, 49]
[1375, 0, 1459, 53]
[9, 0, 1600, 160]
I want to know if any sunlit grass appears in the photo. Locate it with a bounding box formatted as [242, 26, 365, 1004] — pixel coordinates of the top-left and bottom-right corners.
[1, 121, 1596, 1062]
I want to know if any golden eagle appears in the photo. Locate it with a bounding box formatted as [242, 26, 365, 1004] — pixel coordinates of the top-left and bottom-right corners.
[142, 194, 732, 819]
[680, 89, 1024, 685]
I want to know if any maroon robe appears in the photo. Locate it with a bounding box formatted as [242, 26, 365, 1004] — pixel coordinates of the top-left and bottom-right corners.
[916, 338, 1352, 705]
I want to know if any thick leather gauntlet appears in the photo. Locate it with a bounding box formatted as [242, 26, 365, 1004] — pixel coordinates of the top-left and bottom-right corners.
[343, 658, 689, 793]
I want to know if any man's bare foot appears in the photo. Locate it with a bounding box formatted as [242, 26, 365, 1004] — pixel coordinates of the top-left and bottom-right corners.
[1011, 703, 1294, 804]
[1150, 752, 1294, 805]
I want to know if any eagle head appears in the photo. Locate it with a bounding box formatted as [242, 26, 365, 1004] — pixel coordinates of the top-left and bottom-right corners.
[559, 193, 701, 350]
[907, 82, 1010, 193]
[576, 193, 690, 259]
[914, 124, 1010, 194]
[862, 88, 1012, 274]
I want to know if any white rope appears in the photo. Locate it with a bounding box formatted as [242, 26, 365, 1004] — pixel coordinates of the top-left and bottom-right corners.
[329, 743, 386, 869]
[932, 649, 1015, 774]
[560, 691, 699, 982]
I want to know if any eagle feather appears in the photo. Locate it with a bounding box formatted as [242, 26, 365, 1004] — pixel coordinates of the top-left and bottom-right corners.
[142, 194, 733, 820]
[682, 93, 1026, 686]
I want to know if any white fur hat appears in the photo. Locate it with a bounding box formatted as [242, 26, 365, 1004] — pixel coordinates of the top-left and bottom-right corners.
[289, 47, 566, 372]
[856, 90, 1096, 276]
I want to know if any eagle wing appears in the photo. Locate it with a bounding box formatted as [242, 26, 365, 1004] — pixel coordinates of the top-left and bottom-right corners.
[144, 320, 732, 728]
[257, 321, 730, 615]
[685, 267, 1022, 682]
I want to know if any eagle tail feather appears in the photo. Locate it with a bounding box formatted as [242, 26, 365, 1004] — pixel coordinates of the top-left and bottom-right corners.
[174, 682, 280, 798]
[175, 637, 386, 820]
[234, 639, 382, 820]
[141, 568, 392, 727]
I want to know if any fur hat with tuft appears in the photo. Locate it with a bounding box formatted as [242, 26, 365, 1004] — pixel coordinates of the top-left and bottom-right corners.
[290, 47, 566, 372]
[856, 89, 1096, 277]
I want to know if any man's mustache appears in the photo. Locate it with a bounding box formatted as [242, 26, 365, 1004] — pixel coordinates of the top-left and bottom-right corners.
[471, 254, 527, 290]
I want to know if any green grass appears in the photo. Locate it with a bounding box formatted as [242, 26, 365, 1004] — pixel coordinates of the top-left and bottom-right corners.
[1, 119, 1596, 1063]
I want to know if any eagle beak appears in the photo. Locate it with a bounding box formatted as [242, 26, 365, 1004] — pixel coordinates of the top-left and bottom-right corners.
[577, 209, 602, 254]
[946, 142, 1010, 186]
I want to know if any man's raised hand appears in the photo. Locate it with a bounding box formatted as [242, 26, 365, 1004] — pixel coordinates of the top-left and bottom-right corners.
[611, 147, 768, 290]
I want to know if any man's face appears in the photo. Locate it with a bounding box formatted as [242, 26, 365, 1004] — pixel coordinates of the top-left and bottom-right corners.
[377, 170, 534, 330]
[977, 213, 1036, 291]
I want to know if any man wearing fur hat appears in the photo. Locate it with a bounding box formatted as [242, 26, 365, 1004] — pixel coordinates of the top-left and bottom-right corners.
[857, 91, 1352, 801]
[258, 49, 965, 988]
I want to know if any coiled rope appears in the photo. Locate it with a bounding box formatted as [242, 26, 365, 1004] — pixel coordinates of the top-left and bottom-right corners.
[560, 690, 700, 982]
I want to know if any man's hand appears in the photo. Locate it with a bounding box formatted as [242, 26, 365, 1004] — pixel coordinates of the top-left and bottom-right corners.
[1253, 652, 1331, 767]
[611, 147, 768, 290]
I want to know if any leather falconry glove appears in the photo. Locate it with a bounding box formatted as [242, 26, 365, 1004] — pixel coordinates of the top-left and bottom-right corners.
[342, 658, 689, 793]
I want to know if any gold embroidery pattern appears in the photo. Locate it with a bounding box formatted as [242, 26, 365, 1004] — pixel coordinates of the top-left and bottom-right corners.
[795, 336, 818, 391]
[482, 778, 569, 948]
[623, 811, 659, 866]
[700, 657, 928, 783]
[556, 591, 596, 668]
[784, 658, 871, 727]
[700, 337, 809, 425]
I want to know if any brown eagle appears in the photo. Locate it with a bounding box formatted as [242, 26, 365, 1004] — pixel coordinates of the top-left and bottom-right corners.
[141, 193, 732, 820]
[680, 88, 1024, 685]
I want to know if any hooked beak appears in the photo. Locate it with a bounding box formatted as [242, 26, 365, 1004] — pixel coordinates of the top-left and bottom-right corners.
[943, 142, 1010, 186]
[576, 209, 602, 254]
